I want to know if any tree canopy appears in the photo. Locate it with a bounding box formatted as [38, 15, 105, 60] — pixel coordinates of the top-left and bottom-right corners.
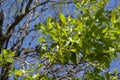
[0, 0, 120, 80]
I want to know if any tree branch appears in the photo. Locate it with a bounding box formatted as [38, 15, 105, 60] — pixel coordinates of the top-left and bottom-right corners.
[0, 10, 4, 52]
[5, 0, 33, 38]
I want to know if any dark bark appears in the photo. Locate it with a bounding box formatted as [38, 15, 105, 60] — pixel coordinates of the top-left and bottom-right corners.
[0, 10, 4, 53]
[0, 63, 11, 80]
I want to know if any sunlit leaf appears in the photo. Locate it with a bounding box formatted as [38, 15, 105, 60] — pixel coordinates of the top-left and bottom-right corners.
[38, 37, 45, 42]
[5, 58, 13, 63]
[32, 74, 39, 79]
[3, 49, 15, 58]
[59, 13, 66, 24]
[14, 70, 22, 76]
[37, 64, 43, 70]
[111, 10, 117, 22]
[70, 49, 77, 53]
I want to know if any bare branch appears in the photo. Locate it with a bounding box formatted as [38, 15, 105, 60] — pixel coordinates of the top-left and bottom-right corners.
[5, 0, 33, 38]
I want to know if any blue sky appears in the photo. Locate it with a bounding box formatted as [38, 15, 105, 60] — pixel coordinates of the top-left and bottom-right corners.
[106, 0, 120, 10]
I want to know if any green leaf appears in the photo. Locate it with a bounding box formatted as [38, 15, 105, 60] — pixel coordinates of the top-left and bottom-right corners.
[0, 54, 2, 61]
[6, 58, 13, 63]
[23, 75, 32, 80]
[47, 17, 51, 22]
[50, 34, 58, 42]
[25, 69, 34, 73]
[112, 76, 117, 80]
[67, 15, 71, 21]
[34, 24, 40, 30]
[48, 22, 53, 30]
[82, 0, 88, 5]
[40, 25, 46, 31]
[3, 49, 15, 58]
[50, 43, 58, 48]
[90, 0, 96, 3]
[70, 53, 77, 64]
[61, 28, 67, 37]
[95, 8, 104, 18]
[111, 10, 117, 22]
[37, 64, 43, 70]
[32, 74, 39, 79]
[59, 13, 66, 24]
[14, 75, 19, 80]
[8, 51, 15, 57]
[114, 22, 120, 29]
[109, 29, 120, 35]
[102, 27, 108, 33]
[38, 37, 45, 42]
[3, 49, 7, 55]
[70, 49, 77, 53]
[77, 22, 83, 30]
[105, 72, 110, 80]
[55, 22, 60, 30]
[14, 70, 23, 76]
